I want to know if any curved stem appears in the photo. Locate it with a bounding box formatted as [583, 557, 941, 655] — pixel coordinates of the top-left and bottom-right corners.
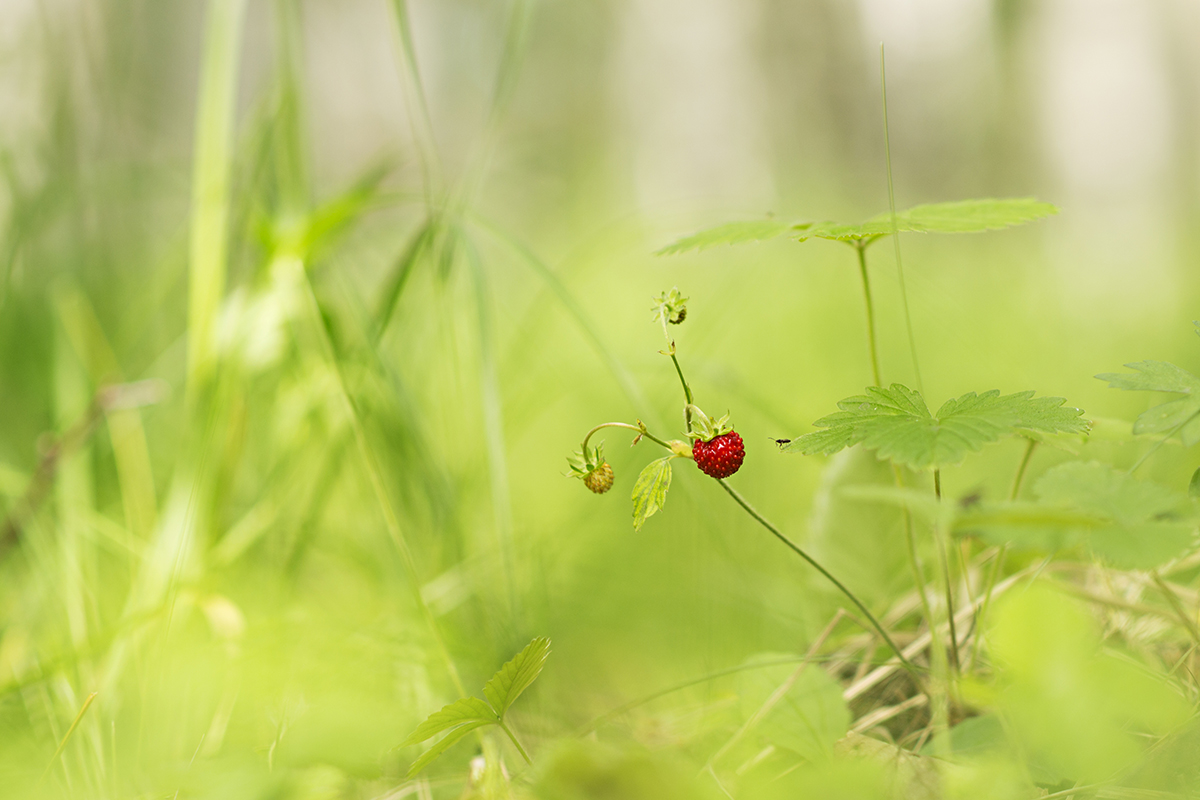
[581, 422, 671, 453]
[893, 465, 944, 677]
[855, 243, 882, 387]
[716, 479, 922, 680]
[498, 720, 532, 765]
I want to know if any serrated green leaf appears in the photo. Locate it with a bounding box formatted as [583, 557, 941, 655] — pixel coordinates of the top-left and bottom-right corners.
[483, 637, 551, 718]
[793, 198, 1057, 243]
[892, 198, 1058, 233]
[1096, 361, 1200, 446]
[632, 457, 673, 530]
[784, 385, 1088, 470]
[401, 696, 498, 747]
[406, 719, 495, 777]
[655, 219, 792, 255]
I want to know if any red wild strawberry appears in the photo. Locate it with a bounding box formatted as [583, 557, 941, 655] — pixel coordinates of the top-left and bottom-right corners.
[692, 431, 745, 479]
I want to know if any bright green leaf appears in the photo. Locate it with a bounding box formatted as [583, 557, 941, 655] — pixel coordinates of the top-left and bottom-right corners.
[784, 385, 1088, 470]
[483, 636, 552, 718]
[1096, 361, 1200, 446]
[632, 457, 673, 530]
[655, 219, 792, 255]
[794, 198, 1057, 243]
[406, 719, 495, 777]
[400, 696, 498, 747]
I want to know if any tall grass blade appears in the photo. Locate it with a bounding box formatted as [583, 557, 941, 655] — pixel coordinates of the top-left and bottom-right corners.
[186, 0, 247, 398]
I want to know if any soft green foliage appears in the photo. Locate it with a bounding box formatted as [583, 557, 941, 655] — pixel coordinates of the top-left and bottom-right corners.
[658, 199, 1056, 254]
[795, 198, 1057, 242]
[483, 636, 551, 718]
[971, 585, 1189, 784]
[785, 384, 1088, 469]
[958, 462, 1195, 568]
[1034, 461, 1195, 568]
[631, 456, 673, 530]
[401, 638, 550, 776]
[735, 657, 850, 762]
[655, 220, 792, 255]
[1097, 361, 1200, 445]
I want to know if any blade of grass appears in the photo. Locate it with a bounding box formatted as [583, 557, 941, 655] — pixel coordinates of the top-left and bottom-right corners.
[186, 0, 247, 398]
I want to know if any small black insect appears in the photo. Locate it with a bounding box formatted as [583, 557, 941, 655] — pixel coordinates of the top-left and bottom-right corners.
[770, 437, 792, 447]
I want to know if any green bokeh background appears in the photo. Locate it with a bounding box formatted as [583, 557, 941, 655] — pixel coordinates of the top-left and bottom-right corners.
[2, 1, 1200, 797]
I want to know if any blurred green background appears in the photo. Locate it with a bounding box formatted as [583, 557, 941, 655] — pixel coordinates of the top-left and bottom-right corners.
[3, 0, 1200, 797]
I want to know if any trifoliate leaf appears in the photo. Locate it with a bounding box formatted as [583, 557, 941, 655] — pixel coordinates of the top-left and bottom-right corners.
[794, 198, 1057, 243]
[632, 457, 673, 530]
[401, 696, 498, 747]
[1096, 361, 1200, 446]
[784, 385, 1088, 470]
[483, 637, 551, 718]
[655, 219, 792, 255]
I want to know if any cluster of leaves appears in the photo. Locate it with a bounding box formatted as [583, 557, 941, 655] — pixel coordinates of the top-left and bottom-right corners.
[400, 637, 550, 777]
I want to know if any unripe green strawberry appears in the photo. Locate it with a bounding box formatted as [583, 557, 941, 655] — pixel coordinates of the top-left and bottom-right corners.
[583, 463, 614, 494]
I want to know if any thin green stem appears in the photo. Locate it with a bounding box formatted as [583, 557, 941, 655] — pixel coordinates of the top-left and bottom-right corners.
[41, 691, 98, 781]
[1128, 417, 1189, 475]
[1009, 438, 1037, 500]
[880, 44, 923, 395]
[670, 351, 695, 433]
[581, 422, 671, 453]
[855, 243, 882, 387]
[893, 465, 941, 659]
[498, 720, 532, 765]
[1151, 571, 1200, 649]
[933, 470, 960, 674]
[716, 479, 922, 680]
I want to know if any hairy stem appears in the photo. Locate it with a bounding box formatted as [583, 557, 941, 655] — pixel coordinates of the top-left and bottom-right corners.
[855, 243, 882, 387]
[716, 479, 922, 680]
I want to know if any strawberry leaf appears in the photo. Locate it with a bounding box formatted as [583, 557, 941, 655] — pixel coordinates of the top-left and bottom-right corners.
[795, 198, 1057, 243]
[405, 719, 495, 777]
[632, 457, 673, 530]
[655, 220, 792, 255]
[784, 385, 1088, 470]
[483, 637, 551, 718]
[400, 696, 498, 747]
[1096, 361, 1200, 445]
